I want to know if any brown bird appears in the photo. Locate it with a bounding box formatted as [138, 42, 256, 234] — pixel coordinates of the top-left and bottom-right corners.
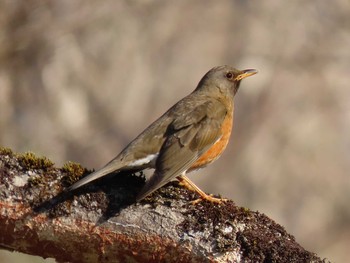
[67, 65, 257, 203]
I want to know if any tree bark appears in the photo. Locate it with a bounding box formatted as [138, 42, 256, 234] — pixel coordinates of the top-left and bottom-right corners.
[0, 148, 327, 263]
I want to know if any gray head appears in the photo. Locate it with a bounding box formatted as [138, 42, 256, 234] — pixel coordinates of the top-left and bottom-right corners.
[195, 65, 257, 96]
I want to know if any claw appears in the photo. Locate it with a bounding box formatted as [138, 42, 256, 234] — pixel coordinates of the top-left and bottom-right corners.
[190, 194, 227, 205]
[177, 174, 228, 205]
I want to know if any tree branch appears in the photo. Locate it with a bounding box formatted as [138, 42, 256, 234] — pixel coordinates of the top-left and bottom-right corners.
[0, 148, 327, 262]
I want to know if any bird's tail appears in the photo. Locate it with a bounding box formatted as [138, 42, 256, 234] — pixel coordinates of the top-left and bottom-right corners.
[66, 164, 120, 192]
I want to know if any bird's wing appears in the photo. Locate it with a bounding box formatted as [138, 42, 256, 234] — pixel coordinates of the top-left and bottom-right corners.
[136, 99, 227, 201]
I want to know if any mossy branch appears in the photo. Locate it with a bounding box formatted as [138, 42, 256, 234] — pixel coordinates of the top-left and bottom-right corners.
[0, 147, 327, 263]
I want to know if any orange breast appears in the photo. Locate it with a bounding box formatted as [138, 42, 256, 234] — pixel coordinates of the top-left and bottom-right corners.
[189, 112, 233, 171]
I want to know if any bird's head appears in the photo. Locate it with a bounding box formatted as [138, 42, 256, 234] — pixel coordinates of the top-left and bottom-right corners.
[196, 65, 257, 96]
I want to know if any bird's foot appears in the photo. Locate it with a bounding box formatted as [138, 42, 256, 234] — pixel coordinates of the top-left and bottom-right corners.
[177, 175, 227, 204]
[190, 194, 228, 205]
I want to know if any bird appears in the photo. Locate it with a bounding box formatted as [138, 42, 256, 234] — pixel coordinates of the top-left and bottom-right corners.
[66, 65, 257, 203]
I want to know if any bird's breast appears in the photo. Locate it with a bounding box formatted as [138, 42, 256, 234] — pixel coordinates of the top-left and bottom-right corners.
[188, 109, 234, 171]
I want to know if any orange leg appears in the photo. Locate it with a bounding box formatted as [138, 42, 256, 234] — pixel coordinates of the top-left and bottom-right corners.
[177, 174, 227, 204]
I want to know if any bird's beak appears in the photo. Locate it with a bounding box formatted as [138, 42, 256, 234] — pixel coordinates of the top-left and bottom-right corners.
[235, 69, 258, 81]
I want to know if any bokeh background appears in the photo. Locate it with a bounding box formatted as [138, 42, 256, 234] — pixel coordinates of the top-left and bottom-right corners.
[1, 1, 349, 262]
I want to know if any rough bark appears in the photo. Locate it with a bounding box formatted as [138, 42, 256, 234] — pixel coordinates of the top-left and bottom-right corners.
[0, 148, 327, 263]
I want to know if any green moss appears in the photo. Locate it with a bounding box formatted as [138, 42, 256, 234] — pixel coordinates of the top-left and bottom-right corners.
[0, 147, 14, 156]
[241, 207, 251, 214]
[28, 175, 46, 186]
[17, 152, 54, 170]
[61, 161, 86, 186]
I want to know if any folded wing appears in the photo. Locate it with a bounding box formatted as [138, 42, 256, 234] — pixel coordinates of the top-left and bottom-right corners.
[136, 99, 227, 201]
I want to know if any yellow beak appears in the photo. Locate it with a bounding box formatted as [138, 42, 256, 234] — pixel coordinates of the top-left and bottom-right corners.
[236, 69, 258, 81]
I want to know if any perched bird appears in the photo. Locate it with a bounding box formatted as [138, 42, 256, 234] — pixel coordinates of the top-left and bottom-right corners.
[67, 65, 257, 203]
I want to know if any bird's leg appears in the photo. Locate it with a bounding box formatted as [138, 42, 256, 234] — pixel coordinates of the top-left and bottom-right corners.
[177, 174, 227, 204]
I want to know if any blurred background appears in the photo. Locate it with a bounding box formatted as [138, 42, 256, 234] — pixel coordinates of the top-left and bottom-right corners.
[0, 0, 349, 262]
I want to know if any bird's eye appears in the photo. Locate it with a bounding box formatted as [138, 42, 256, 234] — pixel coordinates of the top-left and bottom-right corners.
[225, 72, 233, 79]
